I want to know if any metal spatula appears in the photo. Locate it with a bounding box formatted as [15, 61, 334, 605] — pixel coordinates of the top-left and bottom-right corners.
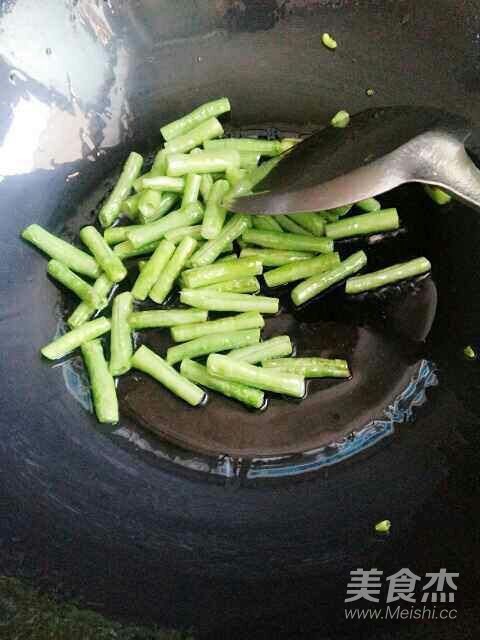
[228, 106, 480, 215]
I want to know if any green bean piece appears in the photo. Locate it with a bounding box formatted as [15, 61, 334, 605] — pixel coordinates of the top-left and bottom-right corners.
[180, 359, 264, 409]
[181, 173, 202, 208]
[199, 174, 214, 201]
[276, 215, 311, 235]
[165, 225, 204, 244]
[151, 149, 167, 174]
[138, 190, 162, 223]
[171, 311, 264, 343]
[291, 250, 367, 306]
[41, 317, 111, 361]
[47, 260, 103, 307]
[325, 208, 399, 240]
[240, 248, 314, 267]
[21, 224, 101, 279]
[129, 309, 208, 330]
[161, 97, 231, 141]
[330, 110, 349, 127]
[180, 289, 279, 314]
[135, 176, 185, 193]
[242, 229, 334, 254]
[424, 185, 452, 205]
[225, 166, 247, 186]
[263, 357, 351, 378]
[149, 236, 197, 304]
[223, 157, 280, 207]
[464, 345, 476, 360]
[252, 215, 283, 233]
[81, 340, 119, 424]
[288, 212, 325, 236]
[113, 239, 159, 260]
[202, 179, 230, 239]
[79, 225, 127, 283]
[229, 335, 292, 364]
[166, 150, 240, 177]
[217, 253, 238, 262]
[207, 354, 305, 398]
[127, 203, 203, 248]
[109, 292, 134, 376]
[138, 193, 178, 224]
[356, 197, 381, 212]
[322, 33, 338, 49]
[204, 138, 285, 156]
[318, 205, 352, 223]
[201, 277, 260, 294]
[345, 257, 431, 294]
[99, 152, 143, 228]
[121, 193, 142, 220]
[131, 239, 176, 300]
[186, 241, 234, 267]
[68, 274, 114, 329]
[190, 214, 251, 267]
[239, 151, 261, 168]
[165, 117, 223, 154]
[104, 225, 142, 246]
[264, 252, 341, 288]
[132, 172, 154, 192]
[166, 328, 261, 365]
[182, 257, 262, 289]
[132, 345, 205, 406]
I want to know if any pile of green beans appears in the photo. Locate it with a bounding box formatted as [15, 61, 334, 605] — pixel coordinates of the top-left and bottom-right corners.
[21, 96, 435, 425]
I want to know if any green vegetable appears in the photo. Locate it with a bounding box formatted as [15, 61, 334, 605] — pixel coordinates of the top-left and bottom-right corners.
[252, 215, 284, 233]
[109, 292, 133, 376]
[238, 151, 261, 168]
[164, 117, 223, 154]
[129, 309, 208, 330]
[131, 239, 176, 300]
[463, 345, 476, 360]
[99, 152, 143, 228]
[41, 317, 111, 360]
[181, 173, 202, 207]
[47, 260, 103, 307]
[160, 97, 231, 141]
[288, 212, 325, 236]
[424, 185, 452, 205]
[291, 250, 367, 306]
[68, 274, 114, 329]
[325, 208, 399, 239]
[263, 357, 350, 378]
[200, 277, 260, 294]
[127, 203, 203, 248]
[151, 149, 167, 174]
[202, 179, 230, 239]
[322, 33, 338, 49]
[138, 193, 178, 224]
[356, 197, 381, 212]
[81, 340, 119, 424]
[134, 176, 185, 193]
[166, 150, 241, 176]
[199, 174, 214, 201]
[207, 354, 305, 398]
[204, 138, 286, 157]
[180, 359, 264, 409]
[180, 289, 279, 314]
[225, 166, 246, 186]
[104, 225, 142, 245]
[21, 224, 101, 279]
[171, 311, 264, 342]
[228, 335, 292, 364]
[138, 190, 162, 222]
[166, 328, 261, 365]
[149, 236, 197, 303]
[113, 239, 159, 260]
[330, 110, 350, 128]
[242, 228, 334, 254]
[276, 215, 311, 235]
[121, 193, 142, 220]
[375, 519, 391, 534]
[181, 257, 262, 289]
[345, 257, 431, 294]
[164, 225, 204, 244]
[264, 252, 341, 287]
[79, 226, 127, 283]
[190, 214, 251, 267]
[240, 248, 314, 267]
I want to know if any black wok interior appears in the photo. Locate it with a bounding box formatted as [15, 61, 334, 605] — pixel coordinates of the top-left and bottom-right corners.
[1, 1, 480, 637]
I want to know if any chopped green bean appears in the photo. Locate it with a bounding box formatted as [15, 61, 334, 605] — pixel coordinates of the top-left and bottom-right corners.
[229, 335, 292, 364]
[171, 311, 264, 343]
[131, 239, 176, 300]
[200, 276, 260, 294]
[264, 252, 341, 288]
[240, 248, 314, 267]
[276, 215, 311, 235]
[180, 359, 264, 409]
[160, 97, 231, 141]
[263, 357, 351, 378]
[288, 212, 325, 236]
[47, 260, 104, 307]
[81, 340, 119, 424]
[131, 345, 205, 406]
[109, 292, 133, 376]
[225, 166, 247, 186]
[242, 229, 334, 254]
[151, 149, 167, 174]
[165, 117, 223, 154]
[127, 203, 203, 248]
[181, 173, 202, 207]
[190, 214, 251, 267]
[239, 151, 261, 169]
[207, 354, 305, 398]
[181, 257, 262, 289]
[318, 205, 352, 223]
[166, 150, 240, 176]
[68, 274, 114, 329]
[204, 138, 285, 156]
[135, 176, 185, 193]
[41, 317, 111, 361]
[113, 239, 160, 260]
[424, 185, 452, 205]
[291, 250, 367, 306]
[79, 225, 127, 283]
[104, 225, 142, 245]
[138, 193, 178, 224]
[129, 309, 208, 330]
[199, 174, 214, 201]
[325, 208, 399, 239]
[331, 110, 349, 127]
[149, 236, 198, 303]
[99, 152, 143, 228]
[202, 179, 230, 239]
[345, 257, 431, 294]
[138, 190, 162, 222]
[322, 33, 338, 49]
[253, 215, 283, 233]
[165, 225, 204, 244]
[21, 224, 101, 279]
[464, 345, 476, 360]
[180, 289, 279, 314]
[356, 197, 381, 212]
[166, 328, 261, 365]
[121, 193, 142, 220]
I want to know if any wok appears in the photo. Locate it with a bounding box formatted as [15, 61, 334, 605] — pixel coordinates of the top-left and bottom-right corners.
[1, 1, 480, 637]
